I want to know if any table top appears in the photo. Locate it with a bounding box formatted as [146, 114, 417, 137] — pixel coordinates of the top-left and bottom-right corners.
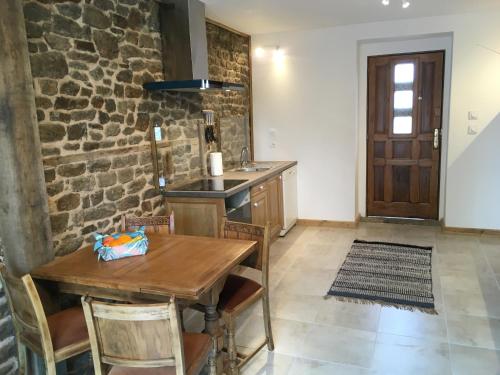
[31, 234, 257, 300]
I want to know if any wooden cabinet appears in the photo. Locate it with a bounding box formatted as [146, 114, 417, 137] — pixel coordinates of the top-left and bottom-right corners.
[266, 175, 284, 238]
[251, 175, 283, 239]
[167, 171, 286, 241]
[167, 197, 225, 237]
[251, 191, 269, 227]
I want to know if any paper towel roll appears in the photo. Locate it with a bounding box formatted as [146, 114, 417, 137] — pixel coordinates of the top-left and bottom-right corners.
[210, 152, 223, 176]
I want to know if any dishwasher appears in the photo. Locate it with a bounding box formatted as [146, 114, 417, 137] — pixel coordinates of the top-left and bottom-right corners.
[280, 165, 298, 236]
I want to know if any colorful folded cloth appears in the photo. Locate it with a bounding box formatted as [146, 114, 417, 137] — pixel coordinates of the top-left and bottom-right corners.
[94, 227, 149, 261]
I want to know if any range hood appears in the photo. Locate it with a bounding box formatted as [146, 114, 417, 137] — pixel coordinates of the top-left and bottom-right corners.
[143, 0, 245, 93]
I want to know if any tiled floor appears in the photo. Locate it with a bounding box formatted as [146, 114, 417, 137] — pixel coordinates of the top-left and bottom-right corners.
[189, 223, 500, 374]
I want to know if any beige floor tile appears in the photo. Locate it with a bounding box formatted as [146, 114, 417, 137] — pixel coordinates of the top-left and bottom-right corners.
[447, 314, 500, 350]
[378, 307, 448, 341]
[315, 299, 381, 332]
[236, 315, 310, 358]
[443, 288, 500, 318]
[438, 252, 491, 277]
[288, 357, 370, 375]
[274, 265, 337, 297]
[371, 333, 451, 375]
[449, 344, 500, 375]
[266, 292, 324, 324]
[485, 252, 500, 275]
[440, 272, 499, 294]
[299, 323, 376, 367]
[240, 350, 294, 375]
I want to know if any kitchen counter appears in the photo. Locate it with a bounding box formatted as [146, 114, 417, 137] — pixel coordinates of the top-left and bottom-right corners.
[163, 161, 297, 198]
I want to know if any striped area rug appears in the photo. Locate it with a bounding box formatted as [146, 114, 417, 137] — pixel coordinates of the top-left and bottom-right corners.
[327, 240, 436, 314]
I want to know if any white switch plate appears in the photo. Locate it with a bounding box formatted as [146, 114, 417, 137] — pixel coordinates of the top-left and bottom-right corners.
[467, 125, 478, 135]
[468, 111, 479, 121]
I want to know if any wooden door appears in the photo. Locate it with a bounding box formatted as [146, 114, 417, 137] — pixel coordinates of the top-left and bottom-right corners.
[251, 191, 269, 227]
[367, 51, 444, 219]
[266, 175, 284, 238]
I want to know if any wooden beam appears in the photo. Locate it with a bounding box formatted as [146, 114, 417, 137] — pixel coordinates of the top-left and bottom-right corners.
[0, 0, 54, 276]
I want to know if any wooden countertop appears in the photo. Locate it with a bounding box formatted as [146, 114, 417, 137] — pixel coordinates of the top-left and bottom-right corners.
[163, 161, 297, 198]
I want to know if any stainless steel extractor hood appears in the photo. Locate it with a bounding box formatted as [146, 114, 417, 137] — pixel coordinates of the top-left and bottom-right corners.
[143, 0, 245, 93]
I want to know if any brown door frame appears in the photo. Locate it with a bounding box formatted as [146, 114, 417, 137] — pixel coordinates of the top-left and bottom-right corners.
[365, 50, 446, 220]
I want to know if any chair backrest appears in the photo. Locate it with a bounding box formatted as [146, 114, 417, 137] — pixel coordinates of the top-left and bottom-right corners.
[0, 263, 56, 373]
[121, 212, 175, 235]
[221, 220, 271, 288]
[82, 296, 185, 375]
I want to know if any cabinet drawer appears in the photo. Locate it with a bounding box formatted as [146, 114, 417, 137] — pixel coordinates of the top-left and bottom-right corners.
[251, 182, 267, 197]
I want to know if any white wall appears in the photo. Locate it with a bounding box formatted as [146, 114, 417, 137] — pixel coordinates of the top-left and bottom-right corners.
[252, 11, 500, 229]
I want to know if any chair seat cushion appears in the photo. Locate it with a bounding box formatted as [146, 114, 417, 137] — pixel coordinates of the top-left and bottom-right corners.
[218, 274, 263, 314]
[109, 332, 211, 375]
[46, 306, 89, 351]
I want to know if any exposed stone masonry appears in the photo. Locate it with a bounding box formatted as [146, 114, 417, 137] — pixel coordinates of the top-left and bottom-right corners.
[23, 0, 251, 255]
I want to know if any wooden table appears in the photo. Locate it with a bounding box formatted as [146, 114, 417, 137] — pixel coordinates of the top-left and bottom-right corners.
[31, 233, 257, 375]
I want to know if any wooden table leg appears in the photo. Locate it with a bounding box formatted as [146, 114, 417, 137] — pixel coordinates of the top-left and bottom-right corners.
[204, 303, 223, 375]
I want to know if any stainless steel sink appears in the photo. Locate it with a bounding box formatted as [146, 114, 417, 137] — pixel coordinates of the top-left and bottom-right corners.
[235, 167, 270, 172]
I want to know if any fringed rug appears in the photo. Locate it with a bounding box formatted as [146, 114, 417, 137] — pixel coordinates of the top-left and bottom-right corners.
[326, 240, 436, 314]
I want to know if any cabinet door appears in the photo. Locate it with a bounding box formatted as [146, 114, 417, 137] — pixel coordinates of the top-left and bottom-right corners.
[251, 191, 269, 227]
[266, 175, 283, 237]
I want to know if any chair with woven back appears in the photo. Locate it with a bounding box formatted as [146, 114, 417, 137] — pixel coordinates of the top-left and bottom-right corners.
[121, 212, 175, 235]
[217, 219, 274, 375]
[0, 263, 90, 375]
[81, 296, 212, 375]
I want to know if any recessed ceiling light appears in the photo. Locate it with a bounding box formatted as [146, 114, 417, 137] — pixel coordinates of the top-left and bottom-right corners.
[402, 0, 410, 8]
[382, 0, 390, 6]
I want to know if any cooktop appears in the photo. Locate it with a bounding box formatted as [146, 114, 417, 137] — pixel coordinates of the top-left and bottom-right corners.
[175, 179, 248, 192]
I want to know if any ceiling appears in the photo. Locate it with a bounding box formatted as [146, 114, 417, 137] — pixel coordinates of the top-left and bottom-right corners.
[202, 0, 500, 34]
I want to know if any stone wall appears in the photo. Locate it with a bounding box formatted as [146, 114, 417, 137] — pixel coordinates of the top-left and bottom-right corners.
[23, 0, 251, 255]
[204, 22, 251, 168]
[0, 238, 18, 375]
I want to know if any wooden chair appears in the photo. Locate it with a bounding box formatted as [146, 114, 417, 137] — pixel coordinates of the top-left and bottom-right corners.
[121, 212, 175, 235]
[82, 296, 211, 375]
[0, 263, 90, 375]
[218, 220, 274, 375]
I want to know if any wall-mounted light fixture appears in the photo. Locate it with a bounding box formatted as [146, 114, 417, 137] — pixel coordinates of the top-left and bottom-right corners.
[381, 0, 410, 8]
[255, 47, 265, 58]
[272, 47, 285, 63]
[254, 45, 284, 59]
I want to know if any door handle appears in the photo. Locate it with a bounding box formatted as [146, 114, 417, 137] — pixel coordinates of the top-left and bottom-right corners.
[433, 129, 440, 150]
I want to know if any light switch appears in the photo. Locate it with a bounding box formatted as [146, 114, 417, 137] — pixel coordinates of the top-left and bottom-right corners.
[269, 128, 277, 149]
[468, 111, 479, 121]
[467, 125, 478, 135]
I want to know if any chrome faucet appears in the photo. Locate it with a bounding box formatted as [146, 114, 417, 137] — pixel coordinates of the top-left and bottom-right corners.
[240, 146, 249, 167]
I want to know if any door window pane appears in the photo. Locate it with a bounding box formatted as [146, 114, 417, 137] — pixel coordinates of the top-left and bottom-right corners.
[393, 116, 413, 134]
[394, 90, 413, 109]
[395, 63, 414, 83]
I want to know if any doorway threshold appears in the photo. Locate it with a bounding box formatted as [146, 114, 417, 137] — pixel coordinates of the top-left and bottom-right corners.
[362, 216, 440, 226]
